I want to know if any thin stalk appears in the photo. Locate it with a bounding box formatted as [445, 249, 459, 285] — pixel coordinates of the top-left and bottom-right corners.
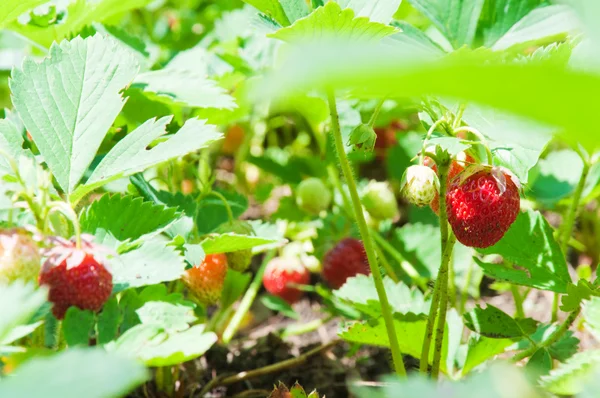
[373, 243, 400, 283]
[453, 127, 494, 165]
[371, 229, 425, 290]
[512, 308, 581, 362]
[552, 156, 590, 322]
[420, 119, 446, 164]
[419, 264, 443, 373]
[328, 90, 406, 377]
[512, 285, 525, 318]
[368, 98, 386, 127]
[209, 191, 234, 223]
[328, 165, 353, 217]
[222, 251, 277, 344]
[431, 234, 456, 378]
[280, 314, 335, 338]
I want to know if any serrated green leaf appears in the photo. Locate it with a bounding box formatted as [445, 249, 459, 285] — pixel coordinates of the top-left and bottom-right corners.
[97, 297, 120, 345]
[201, 233, 281, 254]
[541, 350, 600, 395]
[73, 117, 222, 202]
[136, 301, 196, 333]
[526, 348, 552, 378]
[407, 0, 485, 48]
[290, 381, 308, 398]
[514, 324, 579, 363]
[338, 0, 403, 24]
[530, 149, 584, 206]
[560, 279, 597, 312]
[108, 324, 217, 367]
[110, 241, 186, 292]
[477, 210, 571, 293]
[478, 0, 543, 47]
[335, 274, 428, 316]
[261, 295, 299, 319]
[0, 348, 149, 397]
[0, 0, 48, 28]
[10, 34, 139, 193]
[8, 0, 155, 48]
[462, 335, 513, 375]
[80, 194, 180, 247]
[583, 296, 600, 341]
[386, 21, 445, 57]
[464, 304, 537, 339]
[268, 2, 398, 42]
[0, 119, 29, 172]
[0, 282, 47, 345]
[63, 308, 95, 346]
[491, 5, 579, 51]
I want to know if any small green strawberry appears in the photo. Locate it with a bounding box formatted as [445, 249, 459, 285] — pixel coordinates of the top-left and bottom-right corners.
[362, 181, 399, 220]
[216, 221, 254, 272]
[400, 165, 439, 206]
[296, 178, 331, 215]
[0, 229, 41, 285]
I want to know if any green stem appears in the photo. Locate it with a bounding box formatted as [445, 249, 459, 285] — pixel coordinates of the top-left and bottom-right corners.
[222, 251, 276, 344]
[280, 315, 334, 338]
[512, 308, 581, 362]
[328, 90, 406, 377]
[453, 127, 494, 165]
[420, 119, 446, 164]
[368, 98, 386, 127]
[419, 263, 443, 373]
[328, 165, 353, 217]
[552, 156, 590, 322]
[512, 285, 525, 318]
[431, 234, 456, 378]
[209, 191, 234, 224]
[373, 243, 399, 283]
[49, 201, 82, 249]
[453, 104, 466, 129]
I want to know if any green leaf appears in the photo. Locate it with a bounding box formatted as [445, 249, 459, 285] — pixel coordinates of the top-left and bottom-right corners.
[530, 149, 584, 205]
[195, 189, 248, 235]
[133, 64, 236, 109]
[335, 274, 429, 316]
[97, 297, 120, 345]
[0, 282, 47, 345]
[107, 324, 217, 367]
[338, 0, 403, 24]
[110, 241, 186, 292]
[0, 348, 149, 397]
[63, 308, 95, 346]
[514, 324, 579, 363]
[583, 296, 600, 341]
[407, 0, 485, 48]
[10, 34, 139, 193]
[73, 117, 222, 202]
[80, 194, 180, 247]
[462, 335, 513, 375]
[386, 21, 446, 57]
[290, 381, 309, 398]
[0, 119, 29, 172]
[280, 0, 310, 23]
[526, 348, 553, 378]
[201, 233, 282, 254]
[463, 304, 537, 339]
[560, 279, 597, 312]
[478, 0, 543, 47]
[136, 301, 196, 333]
[221, 269, 252, 309]
[476, 210, 571, 293]
[268, 2, 398, 42]
[243, 0, 291, 26]
[9, 0, 155, 48]
[261, 295, 299, 319]
[0, 0, 48, 28]
[540, 350, 600, 395]
[491, 5, 579, 51]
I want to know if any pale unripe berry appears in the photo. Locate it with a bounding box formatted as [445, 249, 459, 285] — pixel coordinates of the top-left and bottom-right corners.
[0, 230, 41, 285]
[296, 178, 331, 214]
[400, 165, 439, 206]
[362, 181, 399, 220]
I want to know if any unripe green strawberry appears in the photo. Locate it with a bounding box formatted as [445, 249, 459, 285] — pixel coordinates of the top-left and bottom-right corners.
[400, 165, 439, 206]
[362, 181, 399, 220]
[216, 221, 254, 272]
[183, 253, 228, 305]
[296, 178, 331, 215]
[0, 229, 41, 285]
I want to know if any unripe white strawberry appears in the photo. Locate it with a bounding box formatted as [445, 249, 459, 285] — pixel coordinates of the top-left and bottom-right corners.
[362, 181, 399, 220]
[400, 165, 439, 206]
[0, 229, 41, 285]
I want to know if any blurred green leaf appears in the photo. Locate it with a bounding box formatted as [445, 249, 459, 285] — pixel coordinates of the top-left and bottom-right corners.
[462, 335, 513, 375]
[280, 0, 310, 23]
[541, 350, 600, 395]
[338, 0, 403, 24]
[463, 304, 537, 339]
[0, 348, 149, 397]
[530, 149, 583, 206]
[196, 190, 248, 235]
[526, 348, 552, 378]
[478, 0, 543, 47]
[243, 0, 291, 26]
[0, 0, 47, 27]
[0, 282, 47, 345]
[136, 301, 196, 333]
[221, 269, 253, 309]
[97, 297, 120, 345]
[261, 295, 299, 319]
[202, 233, 282, 254]
[63, 308, 95, 346]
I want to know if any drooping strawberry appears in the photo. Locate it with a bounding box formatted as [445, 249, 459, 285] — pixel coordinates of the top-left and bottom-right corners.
[39, 237, 113, 319]
[425, 152, 474, 214]
[446, 166, 520, 248]
[400, 165, 439, 206]
[0, 229, 41, 285]
[183, 253, 228, 305]
[322, 238, 370, 289]
[263, 257, 310, 304]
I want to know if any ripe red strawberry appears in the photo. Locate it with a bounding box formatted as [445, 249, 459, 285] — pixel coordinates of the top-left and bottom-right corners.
[446, 167, 520, 248]
[426, 152, 475, 214]
[183, 253, 228, 305]
[322, 238, 371, 289]
[263, 257, 310, 304]
[39, 237, 113, 319]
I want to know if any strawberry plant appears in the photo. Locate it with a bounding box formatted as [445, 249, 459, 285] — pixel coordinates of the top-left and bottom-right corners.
[1, 0, 600, 397]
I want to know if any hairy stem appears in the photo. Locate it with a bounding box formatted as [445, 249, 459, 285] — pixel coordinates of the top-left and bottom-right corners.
[222, 250, 276, 344]
[512, 308, 581, 362]
[371, 229, 425, 290]
[328, 90, 406, 377]
[373, 242, 400, 283]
